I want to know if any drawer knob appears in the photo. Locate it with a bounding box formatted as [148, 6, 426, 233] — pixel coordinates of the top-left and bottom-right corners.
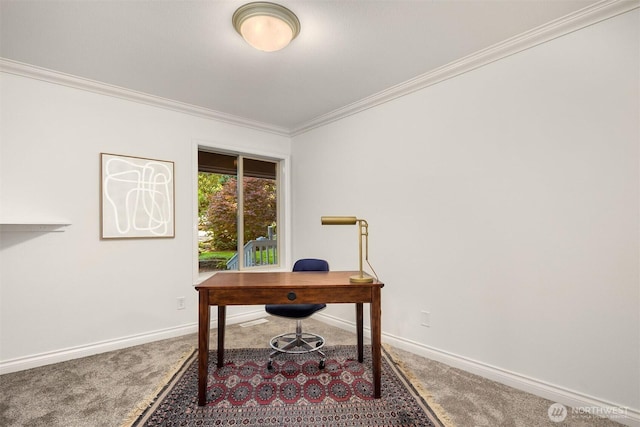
[287, 292, 297, 301]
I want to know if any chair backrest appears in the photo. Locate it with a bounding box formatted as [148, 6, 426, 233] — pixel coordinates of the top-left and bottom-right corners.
[292, 258, 329, 272]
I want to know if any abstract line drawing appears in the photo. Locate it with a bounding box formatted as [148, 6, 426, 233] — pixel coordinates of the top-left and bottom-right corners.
[101, 153, 175, 239]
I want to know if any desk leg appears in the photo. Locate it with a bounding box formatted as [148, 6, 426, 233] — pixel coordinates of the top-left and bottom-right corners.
[217, 305, 226, 368]
[356, 303, 364, 363]
[371, 287, 382, 398]
[197, 290, 210, 406]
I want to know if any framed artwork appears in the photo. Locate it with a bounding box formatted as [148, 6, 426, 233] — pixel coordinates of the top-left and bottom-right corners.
[100, 153, 175, 239]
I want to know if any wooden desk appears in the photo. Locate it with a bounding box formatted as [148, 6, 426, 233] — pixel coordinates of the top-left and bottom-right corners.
[195, 270, 384, 406]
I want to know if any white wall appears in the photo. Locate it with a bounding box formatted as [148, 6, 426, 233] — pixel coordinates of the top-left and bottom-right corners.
[291, 9, 639, 414]
[0, 72, 290, 369]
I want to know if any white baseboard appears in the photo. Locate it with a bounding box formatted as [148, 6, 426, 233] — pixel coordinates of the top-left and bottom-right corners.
[0, 309, 267, 375]
[0, 323, 197, 375]
[316, 313, 639, 427]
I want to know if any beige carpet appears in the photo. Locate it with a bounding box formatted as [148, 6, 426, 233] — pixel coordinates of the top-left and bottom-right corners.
[0, 316, 624, 427]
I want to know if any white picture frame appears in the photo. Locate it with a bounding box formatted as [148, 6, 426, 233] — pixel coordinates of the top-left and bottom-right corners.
[100, 153, 175, 239]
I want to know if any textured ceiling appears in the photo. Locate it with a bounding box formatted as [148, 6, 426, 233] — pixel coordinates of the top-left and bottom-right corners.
[0, 0, 600, 132]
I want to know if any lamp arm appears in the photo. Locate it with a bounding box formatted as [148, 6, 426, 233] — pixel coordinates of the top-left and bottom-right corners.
[361, 219, 368, 261]
[360, 219, 379, 282]
[357, 219, 369, 279]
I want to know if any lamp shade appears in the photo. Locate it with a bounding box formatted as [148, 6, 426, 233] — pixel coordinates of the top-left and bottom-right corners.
[321, 216, 357, 225]
[233, 2, 300, 52]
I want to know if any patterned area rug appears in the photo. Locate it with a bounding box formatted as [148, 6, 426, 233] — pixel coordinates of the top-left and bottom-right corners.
[132, 345, 443, 426]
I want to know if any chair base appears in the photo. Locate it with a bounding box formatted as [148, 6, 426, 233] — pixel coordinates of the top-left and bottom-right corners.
[267, 320, 326, 370]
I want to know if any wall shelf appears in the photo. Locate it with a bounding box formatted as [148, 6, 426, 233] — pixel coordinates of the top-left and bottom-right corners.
[0, 222, 71, 232]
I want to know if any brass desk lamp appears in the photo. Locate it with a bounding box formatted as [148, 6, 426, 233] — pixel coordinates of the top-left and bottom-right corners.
[321, 216, 374, 283]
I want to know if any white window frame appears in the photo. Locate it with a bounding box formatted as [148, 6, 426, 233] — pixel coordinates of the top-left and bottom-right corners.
[192, 140, 291, 283]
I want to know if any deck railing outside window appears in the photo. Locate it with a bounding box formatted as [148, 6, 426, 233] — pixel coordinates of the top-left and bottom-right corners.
[226, 238, 277, 270]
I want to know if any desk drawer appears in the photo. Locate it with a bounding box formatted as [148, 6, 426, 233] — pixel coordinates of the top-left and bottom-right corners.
[207, 286, 373, 305]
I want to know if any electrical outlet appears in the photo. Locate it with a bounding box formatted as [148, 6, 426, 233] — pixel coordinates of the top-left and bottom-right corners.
[420, 311, 430, 327]
[177, 297, 186, 310]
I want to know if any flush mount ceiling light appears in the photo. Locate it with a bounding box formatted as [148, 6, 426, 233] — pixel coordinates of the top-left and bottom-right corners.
[232, 2, 300, 52]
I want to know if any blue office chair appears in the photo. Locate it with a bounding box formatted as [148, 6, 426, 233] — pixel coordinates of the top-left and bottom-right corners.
[265, 258, 328, 370]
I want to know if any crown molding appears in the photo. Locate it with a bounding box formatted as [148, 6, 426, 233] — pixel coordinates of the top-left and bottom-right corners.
[291, 0, 639, 136]
[0, 58, 290, 137]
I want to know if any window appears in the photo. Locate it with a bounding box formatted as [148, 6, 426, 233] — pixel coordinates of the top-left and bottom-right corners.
[198, 150, 279, 272]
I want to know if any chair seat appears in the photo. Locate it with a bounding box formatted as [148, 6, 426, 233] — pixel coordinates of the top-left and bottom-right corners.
[266, 303, 326, 318]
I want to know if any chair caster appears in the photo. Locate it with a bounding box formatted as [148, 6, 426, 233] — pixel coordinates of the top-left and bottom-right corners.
[267, 360, 274, 371]
[319, 360, 325, 369]
[316, 341, 323, 348]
